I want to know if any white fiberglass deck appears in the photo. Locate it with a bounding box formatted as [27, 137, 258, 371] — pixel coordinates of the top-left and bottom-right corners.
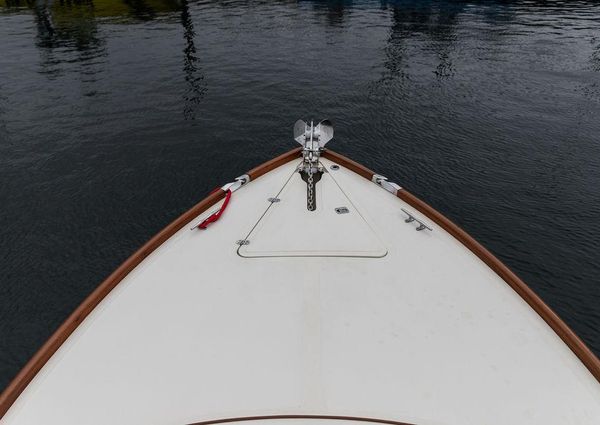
[3, 158, 600, 425]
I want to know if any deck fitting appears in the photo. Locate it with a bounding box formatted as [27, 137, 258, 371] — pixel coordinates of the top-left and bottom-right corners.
[372, 174, 402, 195]
[401, 208, 432, 232]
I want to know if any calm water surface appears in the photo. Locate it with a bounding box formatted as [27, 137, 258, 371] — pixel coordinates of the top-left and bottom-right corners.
[1, 0, 600, 390]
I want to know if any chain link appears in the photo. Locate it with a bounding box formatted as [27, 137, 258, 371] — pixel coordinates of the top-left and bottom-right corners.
[307, 165, 315, 211]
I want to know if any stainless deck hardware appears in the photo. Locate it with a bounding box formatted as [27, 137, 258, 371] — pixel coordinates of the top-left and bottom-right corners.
[190, 175, 250, 230]
[236, 240, 250, 245]
[330, 164, 340, 171]
[294, 119, 334, 211]
[222, 174, 250, 193]
[372, 174, 402, 195]
[401, 208, 432, 232]
[268, 197, 281, 203]
[335, 207, 349, 214]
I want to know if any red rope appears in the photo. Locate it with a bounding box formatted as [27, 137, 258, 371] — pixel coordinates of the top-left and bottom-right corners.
[197, 189, 232, 230]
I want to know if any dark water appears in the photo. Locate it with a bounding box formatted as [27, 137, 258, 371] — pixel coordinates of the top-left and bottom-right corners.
[1, 0, 600, 390]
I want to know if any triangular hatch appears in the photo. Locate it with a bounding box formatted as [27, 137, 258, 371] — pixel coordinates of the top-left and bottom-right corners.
[238, 167, 387, 258]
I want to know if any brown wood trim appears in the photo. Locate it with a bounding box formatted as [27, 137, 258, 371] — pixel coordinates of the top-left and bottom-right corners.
[322, 149, 600, 383]
[187, 415, 415, 425]
[322, 150, 375, 180]
[2, 146, 598, 419]
[247, 148, 302, 180]
[397, 190, 600, 382]
[0, 148, 303, 419]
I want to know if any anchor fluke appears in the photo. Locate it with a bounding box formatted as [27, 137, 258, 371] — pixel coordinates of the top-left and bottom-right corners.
[293, 119, 334, 148]
[294, 119, 307, 144]
[316, 119, 334, 147]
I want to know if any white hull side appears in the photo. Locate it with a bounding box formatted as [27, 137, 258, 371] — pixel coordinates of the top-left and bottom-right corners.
[3, 158, 600, 425]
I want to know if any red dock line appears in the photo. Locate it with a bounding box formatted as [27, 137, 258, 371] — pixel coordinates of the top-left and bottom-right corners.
[197, 189, 232, 229]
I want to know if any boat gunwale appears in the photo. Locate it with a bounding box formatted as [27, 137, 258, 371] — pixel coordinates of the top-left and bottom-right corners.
[1, 146, 599, 419]
[322, 149, 600, 383]
[0, 148, 302, 418]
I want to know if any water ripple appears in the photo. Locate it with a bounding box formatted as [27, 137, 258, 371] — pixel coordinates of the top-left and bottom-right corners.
[1, 0, 600, 391]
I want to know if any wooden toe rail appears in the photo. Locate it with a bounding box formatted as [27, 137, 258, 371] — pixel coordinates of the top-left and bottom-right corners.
[322, 149, 600, 383]
[0, 148, 303, 419]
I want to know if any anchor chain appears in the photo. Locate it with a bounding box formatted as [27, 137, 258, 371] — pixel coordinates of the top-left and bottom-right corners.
[293, 119, 334, 212]
[307, 166, 315, 211]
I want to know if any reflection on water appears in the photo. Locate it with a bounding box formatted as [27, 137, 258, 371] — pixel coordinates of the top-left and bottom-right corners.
[3, 0, 182, 21]
[1, 0, 600, 391]
[385, 0, 462, 80]
[309, 0, 349, 27]
[591, 37, 600, 72]
[31, 1, 106, 80]
[2, 0, 207, 112]
[180, 0, 205, 120]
